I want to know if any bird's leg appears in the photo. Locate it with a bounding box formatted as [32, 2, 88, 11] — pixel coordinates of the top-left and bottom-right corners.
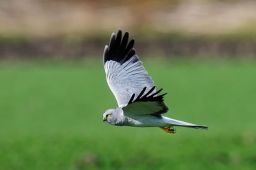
[160, 126, 176, 134]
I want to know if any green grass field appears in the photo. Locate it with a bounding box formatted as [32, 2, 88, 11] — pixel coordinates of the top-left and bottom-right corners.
[0, 58, 256, 170]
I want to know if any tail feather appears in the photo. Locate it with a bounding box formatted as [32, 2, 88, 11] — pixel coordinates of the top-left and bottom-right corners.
[162, 116, 208, 129]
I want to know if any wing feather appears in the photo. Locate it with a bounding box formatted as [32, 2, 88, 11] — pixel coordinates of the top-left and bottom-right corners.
[103, 30, 156, 107]
[123, 86, 168, 116]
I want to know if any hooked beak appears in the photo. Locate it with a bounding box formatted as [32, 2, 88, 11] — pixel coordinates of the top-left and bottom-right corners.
[103, 116, 106, 122]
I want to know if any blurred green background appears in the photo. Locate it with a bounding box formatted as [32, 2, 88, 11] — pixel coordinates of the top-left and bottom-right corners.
[0, 0, 256, 170]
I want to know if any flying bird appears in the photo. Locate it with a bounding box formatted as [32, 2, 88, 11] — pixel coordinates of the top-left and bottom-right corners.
[102, 30, 208, 134]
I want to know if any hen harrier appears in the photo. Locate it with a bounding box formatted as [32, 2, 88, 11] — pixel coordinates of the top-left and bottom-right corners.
[102, 30, 207, 134]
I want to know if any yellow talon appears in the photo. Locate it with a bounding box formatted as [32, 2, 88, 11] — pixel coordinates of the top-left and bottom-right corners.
[160, 127, 176, 134]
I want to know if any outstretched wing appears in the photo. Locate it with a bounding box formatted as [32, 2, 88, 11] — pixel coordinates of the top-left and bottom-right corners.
[103, 30, 156, 107]
[123, 86, 168, 116]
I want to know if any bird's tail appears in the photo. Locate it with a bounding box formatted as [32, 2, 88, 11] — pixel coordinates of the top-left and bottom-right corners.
[162, 116, 208, 129]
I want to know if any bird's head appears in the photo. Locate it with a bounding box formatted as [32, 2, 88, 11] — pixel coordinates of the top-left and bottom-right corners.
[102, 108, 124, 125]
[102, 109, 115, 124]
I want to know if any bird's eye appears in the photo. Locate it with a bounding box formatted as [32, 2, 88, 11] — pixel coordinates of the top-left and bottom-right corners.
[106, 113, 112, 119]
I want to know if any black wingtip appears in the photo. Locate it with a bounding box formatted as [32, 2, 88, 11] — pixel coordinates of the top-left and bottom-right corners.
[136, 87, 147, 100]
[128, 94, 136, 104]
[129, 87, 167, 103]
[103, 30, 135, 64]
[144, 86, 156, 97]
[127, 87, 169, 116]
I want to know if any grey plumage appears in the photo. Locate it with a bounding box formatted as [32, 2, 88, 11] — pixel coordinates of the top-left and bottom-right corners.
[102, 30, 208, 133]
